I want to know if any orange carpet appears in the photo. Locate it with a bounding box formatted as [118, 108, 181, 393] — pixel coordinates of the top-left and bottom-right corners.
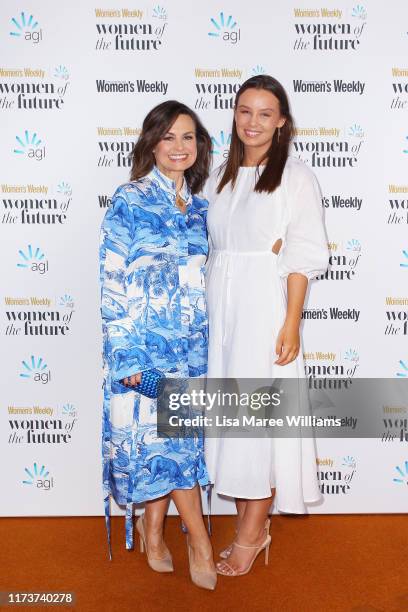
[1, 515, 407, 612]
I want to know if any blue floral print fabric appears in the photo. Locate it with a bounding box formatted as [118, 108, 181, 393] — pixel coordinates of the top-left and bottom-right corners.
[99, 166, 210, 554]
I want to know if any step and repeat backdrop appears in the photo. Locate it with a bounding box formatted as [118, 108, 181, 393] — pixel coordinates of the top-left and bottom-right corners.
[1, 0, 407, 518]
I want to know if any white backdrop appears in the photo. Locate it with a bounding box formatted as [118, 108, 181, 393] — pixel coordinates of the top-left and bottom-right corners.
[1, 0, 407, 518]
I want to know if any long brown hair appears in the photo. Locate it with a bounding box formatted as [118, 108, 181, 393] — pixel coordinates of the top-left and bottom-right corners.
[217, 75, 294, 194]
[130, 100, 212, 194]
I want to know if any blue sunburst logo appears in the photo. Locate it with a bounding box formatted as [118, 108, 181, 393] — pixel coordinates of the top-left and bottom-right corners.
[397, 360, 408, 377]
[20, 355, 48, 379]
[211, 130, 231, 155]
[252, 65, 266, 76]
[351, 5, 367, 20]
[342, 455, 356, 468]
[393, 461, 408, 485]
[10, 12, 39, 36]
[59, 294, 74, 309]
[13, 131, 42, 155]
[403, 137, 408, 154]
[344, 349, 359, 363]
[17, 245, 45, 268]
[208, 12, 237, 36]
[23, 462, 49, 485]
[57, 181, 72, 196]
[346, 239, 361, 252]
[62, 403, 75, 415]
[54, 65, 69, 80]
[152, 5, 167, 19]
[348, 124, 364, 138]
[400, 250, 408, 267]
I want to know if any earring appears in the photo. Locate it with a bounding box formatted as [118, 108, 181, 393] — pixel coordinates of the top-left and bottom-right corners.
[277, 127, 281, 143]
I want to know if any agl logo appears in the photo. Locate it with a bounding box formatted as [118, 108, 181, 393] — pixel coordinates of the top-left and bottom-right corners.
[17, 245, 49, 274]
[22, 463, 54, 490]
[62, 403, 77, 417]
[13, 131, 45, 161]
[252, 65, 266, 76]
[20, 355, 51, 384]
[211, 131, 231, 158]
[59, 294, 75, 309]
[9, 11, 42, 44]
[396, 360, 408, 377]
[152, 5, 168, 20]
[348, 124, 364, 138]
[208, 12, 240, 44]
[54, 65, 69, 81]
[351, 5, 367, 21]
[393, 461, 408, 485]
[346, 239, 362, 252]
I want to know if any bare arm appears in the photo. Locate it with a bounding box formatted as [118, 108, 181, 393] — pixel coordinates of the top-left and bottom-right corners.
[275, 273, 307, 366]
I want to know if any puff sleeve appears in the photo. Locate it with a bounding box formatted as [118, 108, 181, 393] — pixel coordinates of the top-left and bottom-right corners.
[99, 186, 153, 382]
[277, 161, 329, 281]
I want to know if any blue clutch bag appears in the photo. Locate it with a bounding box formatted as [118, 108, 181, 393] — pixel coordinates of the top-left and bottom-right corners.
[136, 368, 164, 398]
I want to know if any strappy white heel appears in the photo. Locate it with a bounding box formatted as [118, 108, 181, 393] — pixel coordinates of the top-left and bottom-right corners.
[219, 518, 271, 559]
[216, 534, 271, 577]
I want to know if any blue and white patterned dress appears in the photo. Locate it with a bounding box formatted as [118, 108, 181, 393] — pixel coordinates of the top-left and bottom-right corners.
[99, 166, 209, 554]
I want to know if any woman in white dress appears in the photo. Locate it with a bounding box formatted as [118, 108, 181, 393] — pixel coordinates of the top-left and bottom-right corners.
[204, 75, 329, 576]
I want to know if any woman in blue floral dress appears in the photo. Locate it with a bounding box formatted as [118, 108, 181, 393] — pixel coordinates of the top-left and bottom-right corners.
[99, 101, 216, 589]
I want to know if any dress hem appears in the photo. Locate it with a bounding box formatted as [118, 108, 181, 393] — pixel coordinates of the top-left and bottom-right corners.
[212, 486, 276, 501]
[212, 485, 322, 511]
[111, 477, 210, 506]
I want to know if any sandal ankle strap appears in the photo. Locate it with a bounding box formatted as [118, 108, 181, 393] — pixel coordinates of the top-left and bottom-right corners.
[233, 540, 265, 550]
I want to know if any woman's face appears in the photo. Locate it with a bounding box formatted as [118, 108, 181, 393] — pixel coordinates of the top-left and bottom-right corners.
[154, 114, 197, 177]
[234, 88, 286, 153]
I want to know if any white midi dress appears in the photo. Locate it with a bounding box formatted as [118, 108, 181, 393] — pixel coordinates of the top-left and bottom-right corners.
[203, 156, 330, 512]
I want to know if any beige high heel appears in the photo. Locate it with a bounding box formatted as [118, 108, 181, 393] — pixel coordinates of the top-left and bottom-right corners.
[219, 518, 271, 559]
[186, 537, 217, 590]
[216, 534, 271, 577]
[136, 514, 174, 573]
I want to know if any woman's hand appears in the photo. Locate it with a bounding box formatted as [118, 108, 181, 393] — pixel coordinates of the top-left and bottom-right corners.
[122, 372, 142, 387]
[275, 322, 300, 366]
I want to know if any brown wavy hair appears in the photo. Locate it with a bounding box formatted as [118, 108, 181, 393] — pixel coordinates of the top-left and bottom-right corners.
[217, 75, 295, 194]
[130, 100, 212, 194]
